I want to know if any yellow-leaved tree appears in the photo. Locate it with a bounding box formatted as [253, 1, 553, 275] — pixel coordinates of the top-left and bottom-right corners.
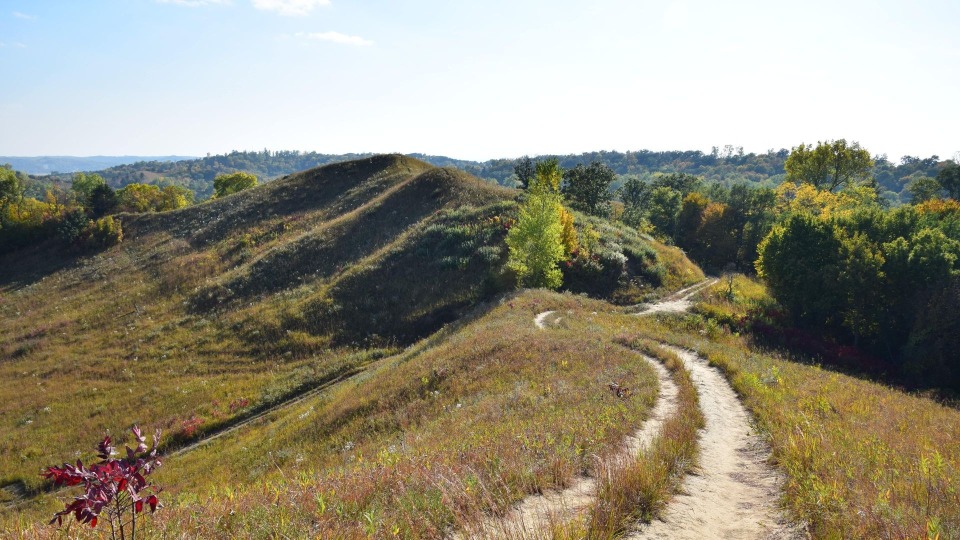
[506, 160, 570, 289]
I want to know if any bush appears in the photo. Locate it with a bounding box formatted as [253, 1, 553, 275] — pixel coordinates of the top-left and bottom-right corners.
[89, 216, 123, 248]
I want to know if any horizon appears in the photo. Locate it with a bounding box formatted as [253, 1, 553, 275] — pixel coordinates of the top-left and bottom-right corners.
[1, 1, 958, 162]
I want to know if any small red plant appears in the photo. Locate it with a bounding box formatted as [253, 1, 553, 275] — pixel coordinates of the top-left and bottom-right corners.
[44, 425, 162, 539]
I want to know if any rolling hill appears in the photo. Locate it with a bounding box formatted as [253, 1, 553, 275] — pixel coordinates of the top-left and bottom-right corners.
[0, 155, 700, 518]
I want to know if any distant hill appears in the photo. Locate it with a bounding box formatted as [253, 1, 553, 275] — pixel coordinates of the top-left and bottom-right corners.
[25, 148, 948, 204]
[0, 155, 196, 175]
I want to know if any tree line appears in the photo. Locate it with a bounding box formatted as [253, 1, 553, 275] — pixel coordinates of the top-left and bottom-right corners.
[0, 167, 258, 255]
[510, 140, 960, 390]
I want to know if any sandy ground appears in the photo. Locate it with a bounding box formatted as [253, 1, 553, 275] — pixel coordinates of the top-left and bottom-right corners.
[625, 346, 802, 540]
[632, 278, 718, 316]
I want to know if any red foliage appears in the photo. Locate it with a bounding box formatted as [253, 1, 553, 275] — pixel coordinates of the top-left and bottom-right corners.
[44, 425, 162, 529]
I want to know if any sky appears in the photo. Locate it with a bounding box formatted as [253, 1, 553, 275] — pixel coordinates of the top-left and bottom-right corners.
[1, 0, 958, 162]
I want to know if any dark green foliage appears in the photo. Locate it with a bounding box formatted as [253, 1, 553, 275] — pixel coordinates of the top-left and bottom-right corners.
[646, 187, 682, 239]
[617, 177, 648, 227]
[756, 202, 960, 390]
[89, 184, 118, 217]
[561, 161, 614, 216]
[937, 162, 960, 200]
[905, 176, 943, 203]
[651, 172, 702, 197]
[513, 156, 535, 190]
[57, 209, 92, 248]
[757, 213, 844, 327]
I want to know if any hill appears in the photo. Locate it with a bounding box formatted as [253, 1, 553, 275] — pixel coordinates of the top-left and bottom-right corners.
[0, 155, 701, 520]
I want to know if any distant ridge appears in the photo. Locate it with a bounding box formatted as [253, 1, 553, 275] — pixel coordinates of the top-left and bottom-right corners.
[0, 155, 196, 175]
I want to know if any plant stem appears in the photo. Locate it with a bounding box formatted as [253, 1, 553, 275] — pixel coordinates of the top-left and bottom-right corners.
[116, 494, 126, 540]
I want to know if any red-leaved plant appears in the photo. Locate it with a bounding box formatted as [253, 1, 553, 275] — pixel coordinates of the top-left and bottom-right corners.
[44, 425, 162, 539]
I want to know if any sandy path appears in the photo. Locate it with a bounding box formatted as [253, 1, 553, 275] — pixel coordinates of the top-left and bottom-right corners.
[461, 356, 679, 539]
[632, 278, 718, 316]
[533, 310, 558, 329]
[625, 345, 798, 540]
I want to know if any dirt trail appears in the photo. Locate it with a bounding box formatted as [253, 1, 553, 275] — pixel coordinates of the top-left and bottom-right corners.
[533, 310, 558, 329]
[625, 345, 798, 540]
[462, 356, 679, 539]
[631, 278, 718, 316]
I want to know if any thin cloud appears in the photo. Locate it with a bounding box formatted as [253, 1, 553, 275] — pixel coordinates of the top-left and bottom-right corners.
[12, 11, 36, 20]
[0, 42, 28, 48]
[295, 31, 373, 46]
[253, 0, 330, 16]
[156, 0, 231, 7]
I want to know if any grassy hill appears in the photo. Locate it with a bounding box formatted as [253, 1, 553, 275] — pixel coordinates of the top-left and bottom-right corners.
[0, 155, 701, 528]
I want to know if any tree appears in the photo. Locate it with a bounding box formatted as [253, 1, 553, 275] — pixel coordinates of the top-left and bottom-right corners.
[756, 213, 844, 327]
[618, 177, 648, 228]
[0, 165, 24, 215]
[89, 184, 118, 218]
[937, 162, 960, 199]
[506, 160, 567, 289]
[561, 161, 614, 216]
[651, 172, 702, 197]
[646, 186, 682, 240]
[513, 156, 536, 190]
[117, 184, 163, 213]
[158, 185, 194, 211]
[784, 139, 873, 192]
[71, 173, 107, 208]
[905, 176, 943, 204]
[213, 172, 258, 198]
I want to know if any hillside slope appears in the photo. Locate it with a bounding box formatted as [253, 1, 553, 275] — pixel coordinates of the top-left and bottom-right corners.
[0, 155, 699, 514]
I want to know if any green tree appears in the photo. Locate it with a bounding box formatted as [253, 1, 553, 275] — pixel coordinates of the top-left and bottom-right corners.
[617, 176, 648, 228]
[756, 213, 844, 326]
[0, 165, 24, 215]
[651, 172, 702, 197]
[646, 186, 682, 239]
[784, 139, 874, 192]
[158, 185, 194, 211]
[117, 184, 163, 213]
[937, 162, 960, 199]
[561, 161, 614, 216]
[213, 172, 258, 198]
[513, 156, 536, 190]
[905, 176, 943, 204]
[89, 184, 118, 218]
[71, 172, 107, 208]
[506, 160, 566, 289]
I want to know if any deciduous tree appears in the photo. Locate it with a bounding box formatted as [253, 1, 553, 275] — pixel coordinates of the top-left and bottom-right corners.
[213, 172, 258, 198]
[562, 161, 614, 216]
[506, 160, 566, 289]
[784, 139, 873, 192]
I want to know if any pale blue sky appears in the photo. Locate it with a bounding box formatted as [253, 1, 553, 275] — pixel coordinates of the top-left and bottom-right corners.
[1, 0, 958, 161]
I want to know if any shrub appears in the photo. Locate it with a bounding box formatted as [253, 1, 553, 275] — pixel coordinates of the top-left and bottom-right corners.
[89, 216, 123, 248]
[44, 426, 163, 538]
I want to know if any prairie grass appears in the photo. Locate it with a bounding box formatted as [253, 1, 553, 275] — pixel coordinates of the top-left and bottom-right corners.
[6, 291, 667, 538]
